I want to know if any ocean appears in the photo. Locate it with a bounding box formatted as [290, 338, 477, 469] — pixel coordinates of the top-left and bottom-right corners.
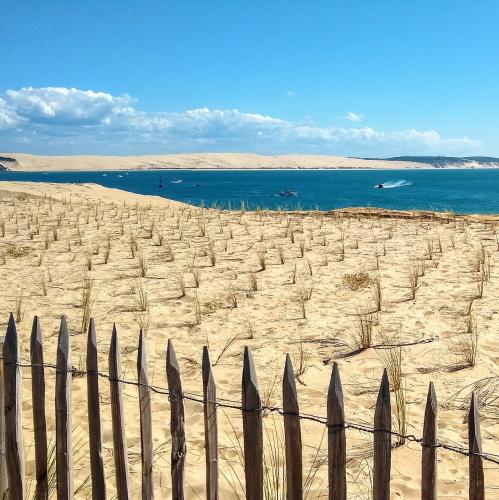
[1, 168, 498, 214]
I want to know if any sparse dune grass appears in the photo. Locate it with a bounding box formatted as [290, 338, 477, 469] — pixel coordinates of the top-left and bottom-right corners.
[0, 182, 498, 498]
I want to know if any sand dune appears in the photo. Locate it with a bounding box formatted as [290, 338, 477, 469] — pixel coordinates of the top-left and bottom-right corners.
[0, 152, 430, 171]
[0, 181, 497, 498]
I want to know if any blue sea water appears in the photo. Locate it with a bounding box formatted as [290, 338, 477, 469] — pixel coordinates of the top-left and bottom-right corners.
[1, 168, 498, 214]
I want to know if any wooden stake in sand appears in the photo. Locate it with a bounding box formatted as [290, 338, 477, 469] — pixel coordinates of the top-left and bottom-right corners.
[282, 354, 302, 500]
[56, 315, 73, 500]
[30, 316, 48, 500]
[166, 339, 186, 500]
[421, 382, 437, 500]
[109, 324, 131, 500]
[202, 346, 218, 500]
[138, 330, 154, 499]
[87, 318, 106, 499]
[4, 314, 24, 499]
[242, 346, 263, 500]
[328, 362, 346, 500]
[373, 369, 391, 500]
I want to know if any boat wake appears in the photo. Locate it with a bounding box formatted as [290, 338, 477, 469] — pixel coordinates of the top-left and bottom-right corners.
[375, 180, 412, 189]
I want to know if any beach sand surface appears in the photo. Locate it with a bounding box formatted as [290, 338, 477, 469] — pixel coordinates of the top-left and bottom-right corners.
[0, 181, 497, 498]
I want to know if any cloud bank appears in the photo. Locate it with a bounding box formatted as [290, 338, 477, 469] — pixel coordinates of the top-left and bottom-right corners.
[0, 86, 480, 156]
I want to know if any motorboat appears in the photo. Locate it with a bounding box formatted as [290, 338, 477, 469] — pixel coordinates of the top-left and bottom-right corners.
[279, 190, 298, 197]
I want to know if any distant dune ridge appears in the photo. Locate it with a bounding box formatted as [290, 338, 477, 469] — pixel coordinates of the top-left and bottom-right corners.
[1, 152, 499, 171]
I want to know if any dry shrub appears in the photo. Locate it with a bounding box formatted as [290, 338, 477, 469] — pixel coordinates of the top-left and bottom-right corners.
[174, 272, 186, 298]
[352, 308, 375, 350]
[298, 240, 305, 257]
[135, 278, 149, 311]
[137, 251, 148, 277]
[194, 293, 202, 325]
[14, 285, 25, 323]
[84, 252, 92, 271]
[81, 274, 93, 334]
[248, 271, 258, 292]
[293, 328, 309, 380]
[39, 273, 48, 296]
[371, 274, 382, 312]
[256, 250, 266, 271]
[342, 272, 374, 291]
[103, 243, 111, 264]
[207, 243, 216, 266]
[295, 281, 313, 319]
[289, 262, 297, 284]
[277, 246, 285, 265]
[378, 330, 408, 444]
[454, 311, 479, 367]
[189, 264, 201, 288]
[407, 263, 419, 299]
[163, 242, 174, 262]
[225, 285, 238, 308]
[6, 243, 31, 258]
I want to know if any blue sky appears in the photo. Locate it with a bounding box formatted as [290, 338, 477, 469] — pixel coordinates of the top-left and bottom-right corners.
[1, 0, 499, 156]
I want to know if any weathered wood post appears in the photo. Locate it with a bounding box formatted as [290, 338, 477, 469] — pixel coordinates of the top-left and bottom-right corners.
[0, 333, 7, 499]
[56, 315, 73, 500]
[421, 382, 437, 500]
[109, 324, 131, 500]
[30, 316, 48, 500]
[242, 347, 263, 500]
[202, 346, 218, 500]
[86, 318, 106, 499]
[468, 392, 484, 500]
[327, 362, 346, 500]
[282, 354, 302, 500]
[373, 369, 391, 500]
[166, 339, 186, 499]
[138, 330, 154, 499]
[4, 313, 24, 499]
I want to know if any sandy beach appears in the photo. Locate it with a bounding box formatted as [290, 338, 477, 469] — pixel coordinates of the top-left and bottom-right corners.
[0, 181, 498, 498]
[0, 153, 431, 171]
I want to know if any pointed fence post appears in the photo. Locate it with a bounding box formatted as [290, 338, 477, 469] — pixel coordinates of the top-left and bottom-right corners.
[242, 347, 263, 500]
[30, 316, 48, 500]
[138, 330, 154, 499]
[282, 354, 302, 500]
[421, 382, 437, 500]
[0, 334, 7, 499]
[202, 346, 218, 500]
[109, 324, 131, 500]
[166, 339, 186, 500]
[86, 318, 106, 499]
[3, 313, 24, 499]
[56, 315, 73, 500]
[373, 369, 391, 500]
[327, 362, 346, 500]
[468, 392, 484, 500]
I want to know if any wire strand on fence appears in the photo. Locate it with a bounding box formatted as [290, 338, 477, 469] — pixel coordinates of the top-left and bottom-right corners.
[7, 360, 499, 466]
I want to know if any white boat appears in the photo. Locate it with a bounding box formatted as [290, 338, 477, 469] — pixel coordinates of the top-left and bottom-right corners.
[171, 178, 183, 184]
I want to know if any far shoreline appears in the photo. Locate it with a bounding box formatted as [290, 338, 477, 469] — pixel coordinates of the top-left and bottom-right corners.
[1, 166, 498, 173]
[3, 152, 499, 172]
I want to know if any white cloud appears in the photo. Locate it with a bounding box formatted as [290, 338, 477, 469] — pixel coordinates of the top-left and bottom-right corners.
[0, 86, 481, 156]
[0, 98, 23, 128]
[341, 112, 363, 122]
[2, 87, 134, 126]
[285, 90, 295, 97]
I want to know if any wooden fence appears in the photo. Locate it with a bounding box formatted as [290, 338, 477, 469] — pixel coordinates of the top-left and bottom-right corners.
[0, 313, 492, 499]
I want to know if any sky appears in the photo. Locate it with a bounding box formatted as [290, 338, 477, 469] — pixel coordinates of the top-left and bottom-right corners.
[1, 0, 499, 157]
